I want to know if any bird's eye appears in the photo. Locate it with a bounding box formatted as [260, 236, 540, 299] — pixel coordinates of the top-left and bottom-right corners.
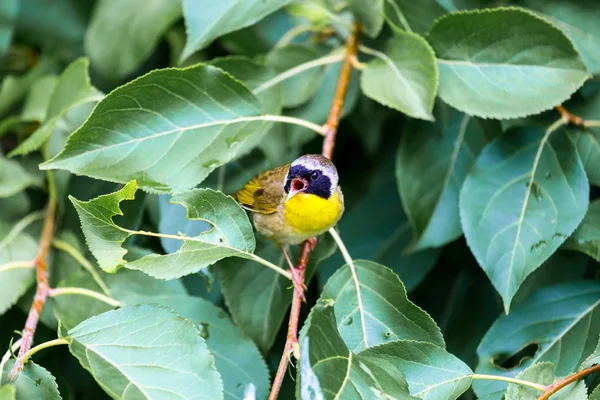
[310, 171, 320, 181]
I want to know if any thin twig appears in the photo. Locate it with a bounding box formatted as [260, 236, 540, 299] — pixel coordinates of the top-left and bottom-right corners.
[536, 364, 600, 400]
[322, 21, 360, 159]
[0, 339, 22, 378]
[52, 239, 111, 296]
[7, 197, 56, 381]
[268, 20, 361, 400]
[556, 105, 585, 126]
[471, 373, 547, 392]
[49, 287, 122, 308]
[20, 338, 69, 365]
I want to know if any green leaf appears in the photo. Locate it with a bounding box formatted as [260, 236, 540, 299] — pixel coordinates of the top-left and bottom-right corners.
[0, 219, 38, 316]
[362, 340, 473, 399]
[428, 8, 590, 119]
[49, 103, 98, 202]
[181, 0, 293, 61]
[397, 105, 494, 251]
[563, 199, 600, 261]
[321, 156, 441, 292]
[0, 59, 54, 118]
[474, 281, 600, 399]
[85, 0, 182, 80]
[299, 301, 417, 400]
[522, 0, 600, 75]
[70, 182, 258, 278]
[9, 58, 103, 157]
[384, 0, 446, 35]
[0, 155, 43, 198]
[51, 275, 112, 330]
[512, 250, 590, 306]
[69, 181, 136, 273]
[123, 294, 270, 400]
[264, 45, 325, 108]
[219, 236, 335, 352]
[322, 260, 443, 352]
[0, 361, 61, 400]
[283, 60, 360, 147]
[15, 0, 87, 51]
[0, 0, 18, 56]
[505, 362, 587, 400]
[209, 56, 283, 157]
[568, 127, 600, 187]
[20, 75, 59, 123]
[157, 194, 210, 254]
[0, 385, 15, 400]
[460, 125, 589, 310]
[66, 305, 223, 399]
[41, 64, 274, 193]
[52, 267, 187, 330]
[580, 334, 600, 370]
[361, 31, 437, 120]
[348, 0, 384, 37]
[591, 386, 600, 400]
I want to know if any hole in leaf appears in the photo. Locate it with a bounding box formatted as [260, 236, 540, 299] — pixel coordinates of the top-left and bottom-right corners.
[492, 343, 540, 370]
[198, 322, 210, 340]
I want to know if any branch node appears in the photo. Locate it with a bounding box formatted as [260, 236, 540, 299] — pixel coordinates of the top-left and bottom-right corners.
[556, 105, 585, 127]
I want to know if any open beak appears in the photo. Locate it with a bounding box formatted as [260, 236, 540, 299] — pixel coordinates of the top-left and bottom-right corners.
[286, 178, 307, 202]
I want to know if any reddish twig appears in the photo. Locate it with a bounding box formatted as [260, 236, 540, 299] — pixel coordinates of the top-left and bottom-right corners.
[555, 105, 585, 126]
[6, 200, 56, 381]
[322, 21, 360, 160]
[269, 241, 311, 400]
[536, 363, 600, 400]
[268, 21, 361, 400]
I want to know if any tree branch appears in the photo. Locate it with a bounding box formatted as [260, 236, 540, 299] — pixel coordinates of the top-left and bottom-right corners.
[6, 197, 56, 381]
[536, 363, 600, 400]
[555, 105, 585, 126]
[268, 20, 361, 400]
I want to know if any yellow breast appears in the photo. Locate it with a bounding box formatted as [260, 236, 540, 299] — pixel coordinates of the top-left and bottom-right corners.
[284, 189, 344, 236]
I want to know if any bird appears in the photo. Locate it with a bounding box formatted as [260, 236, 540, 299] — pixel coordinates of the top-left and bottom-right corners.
[235, 154, 344, 298]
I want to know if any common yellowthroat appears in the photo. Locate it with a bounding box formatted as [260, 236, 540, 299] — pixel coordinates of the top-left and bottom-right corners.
[236, 154, 344, 295]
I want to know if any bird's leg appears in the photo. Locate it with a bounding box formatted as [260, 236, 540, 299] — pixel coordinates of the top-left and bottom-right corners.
[280, 244, 307, 302]
[307, 237, 317, 251]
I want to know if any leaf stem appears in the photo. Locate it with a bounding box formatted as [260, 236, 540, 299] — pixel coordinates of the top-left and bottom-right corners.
[0, 339, 22, 378]
[247, 253, 292, 280]
[49, 287, 122, 308]
[471, 374, 547, 392]
[20, 338, 69, 365]
[268, 20, 361, 400]
[260, 115, 328, 136]
[124, 229, 292, 279]
[253, 52, 345, 95]
[536, 364, 600, 400]
[584, 120, 600, 128]
[274, 24, 315, 48]
[0, 210, 46, 249]
[0, 260, 35, 273]
[384, 0, 413, 32]
[52, 239, 111, 296]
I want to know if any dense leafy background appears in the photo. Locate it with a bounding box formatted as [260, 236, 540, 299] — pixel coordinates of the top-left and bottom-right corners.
[1, 0, 599, 399]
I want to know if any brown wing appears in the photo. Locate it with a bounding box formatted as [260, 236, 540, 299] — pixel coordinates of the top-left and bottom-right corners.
[235, 164, 289, 214]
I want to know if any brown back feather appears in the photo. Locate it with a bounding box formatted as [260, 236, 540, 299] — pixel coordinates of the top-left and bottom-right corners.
[235, 164, 289, 214]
